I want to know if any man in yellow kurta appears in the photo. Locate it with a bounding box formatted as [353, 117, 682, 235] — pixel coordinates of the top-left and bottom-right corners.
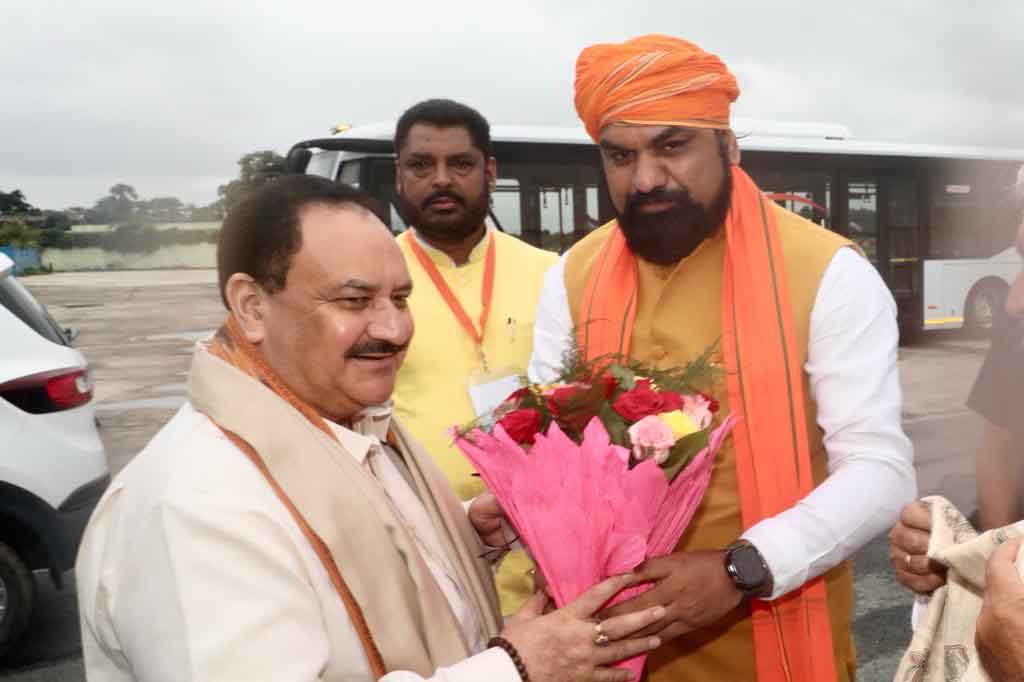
[391, 99, 558, 614]
[529, 36, 916, 681]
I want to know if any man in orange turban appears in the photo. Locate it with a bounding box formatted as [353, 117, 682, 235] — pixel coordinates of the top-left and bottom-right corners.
[529, 35, 916, 682]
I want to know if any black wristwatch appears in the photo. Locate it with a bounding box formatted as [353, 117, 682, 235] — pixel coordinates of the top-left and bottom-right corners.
[724, 540, 773, 599]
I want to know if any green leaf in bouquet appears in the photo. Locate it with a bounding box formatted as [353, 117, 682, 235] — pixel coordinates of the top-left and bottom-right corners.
[597, 401, 630, 447]
[661, 428, 710, 481]
[624, 340, 722, 395]
[608, 364, 636, 391]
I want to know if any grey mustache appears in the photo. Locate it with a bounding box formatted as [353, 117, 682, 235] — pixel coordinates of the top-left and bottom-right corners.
[346, 341, 407, 358]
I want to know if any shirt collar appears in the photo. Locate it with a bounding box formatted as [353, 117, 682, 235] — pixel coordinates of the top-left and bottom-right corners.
[323, 401, 394, 465]
[410, 225, 492, 268]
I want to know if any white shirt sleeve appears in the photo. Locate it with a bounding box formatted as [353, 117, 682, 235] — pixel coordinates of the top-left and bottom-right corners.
[81, 488, 521, 682]
[384, 648, 522, 682]
[527, 246, 916, 601]
[742, 247, 917, 599]
[529, 254, 573, 384]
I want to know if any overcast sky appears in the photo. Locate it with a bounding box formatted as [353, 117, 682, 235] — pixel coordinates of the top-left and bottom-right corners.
[2, 0, 1021, 209]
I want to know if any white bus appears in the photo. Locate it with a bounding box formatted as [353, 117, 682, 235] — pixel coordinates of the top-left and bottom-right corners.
[287, 120, 1024, 337]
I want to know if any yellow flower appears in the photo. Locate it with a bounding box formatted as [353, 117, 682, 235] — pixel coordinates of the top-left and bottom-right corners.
[657, 410, 700, 441]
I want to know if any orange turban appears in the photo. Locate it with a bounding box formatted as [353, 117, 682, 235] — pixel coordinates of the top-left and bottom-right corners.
[574, 34, 740, 142]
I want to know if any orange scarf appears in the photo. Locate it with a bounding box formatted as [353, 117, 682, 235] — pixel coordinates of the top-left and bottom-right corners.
[206, 316, 387, 678]
[580, 166, 836, 682]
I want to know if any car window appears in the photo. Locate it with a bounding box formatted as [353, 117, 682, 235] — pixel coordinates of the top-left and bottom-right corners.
[0, 276, 68, 346]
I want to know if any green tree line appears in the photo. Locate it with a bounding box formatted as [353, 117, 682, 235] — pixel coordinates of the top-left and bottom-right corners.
[1, 149, 285, 251]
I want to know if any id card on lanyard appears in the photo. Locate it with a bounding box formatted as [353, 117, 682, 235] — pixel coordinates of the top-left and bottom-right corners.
[407, 232, 523, 417]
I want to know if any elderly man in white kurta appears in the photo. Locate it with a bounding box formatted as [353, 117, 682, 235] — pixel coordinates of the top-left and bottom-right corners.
[75, 176, 664, 682]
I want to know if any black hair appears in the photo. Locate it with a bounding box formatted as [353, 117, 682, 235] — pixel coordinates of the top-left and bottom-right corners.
[394, 99, 493, 157]
[216, 175, 380, 309]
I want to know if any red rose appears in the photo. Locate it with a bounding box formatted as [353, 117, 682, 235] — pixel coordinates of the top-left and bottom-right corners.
[499, 386, 531, 410]
[659, 390, 684, 411]
[612, 383, 683, 421]
[505, 387, 530, 403]
[545, 385, 582, 416]
[497, 408, 543, 444]
[546, 384, 594, 432]
[600, 374, 618, 399]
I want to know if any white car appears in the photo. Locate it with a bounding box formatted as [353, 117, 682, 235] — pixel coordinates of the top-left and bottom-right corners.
[0, 253, 109, 657]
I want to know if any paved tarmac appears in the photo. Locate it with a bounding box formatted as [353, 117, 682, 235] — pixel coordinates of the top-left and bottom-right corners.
[2, 269, 993, 681]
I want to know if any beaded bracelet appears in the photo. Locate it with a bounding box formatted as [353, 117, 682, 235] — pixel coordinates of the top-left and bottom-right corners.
[488, 635, 531, 682]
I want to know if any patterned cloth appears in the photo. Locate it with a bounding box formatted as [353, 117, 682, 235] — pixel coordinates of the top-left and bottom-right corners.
[895, 496, 1024, 682]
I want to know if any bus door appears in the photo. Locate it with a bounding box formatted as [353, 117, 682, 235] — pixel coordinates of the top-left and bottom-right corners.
[843, 174, 922, 330]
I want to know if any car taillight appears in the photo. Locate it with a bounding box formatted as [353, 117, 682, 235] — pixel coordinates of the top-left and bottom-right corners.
[0, 368, 93, 414]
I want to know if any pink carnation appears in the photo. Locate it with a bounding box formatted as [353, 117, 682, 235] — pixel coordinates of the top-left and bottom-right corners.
[682, 394, 714, 429]
[627, 415, 675, 464]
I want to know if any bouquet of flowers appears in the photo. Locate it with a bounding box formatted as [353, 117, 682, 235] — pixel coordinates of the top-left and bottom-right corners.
[452, 346, 736, 677]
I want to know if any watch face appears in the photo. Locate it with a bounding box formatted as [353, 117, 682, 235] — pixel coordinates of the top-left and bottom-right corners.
[732, 545, 768, 589]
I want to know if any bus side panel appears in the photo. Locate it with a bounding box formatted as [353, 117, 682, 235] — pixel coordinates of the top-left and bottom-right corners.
[922, 260, 959, 330]
[923, 257, 1019, 331]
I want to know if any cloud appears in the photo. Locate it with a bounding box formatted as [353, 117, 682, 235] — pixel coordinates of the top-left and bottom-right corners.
[2, 0, 1021, 208]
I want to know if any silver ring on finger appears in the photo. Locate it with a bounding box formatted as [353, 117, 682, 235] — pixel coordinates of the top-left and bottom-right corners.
[905, 553, 913, 569]
[593, 622, 611, 648]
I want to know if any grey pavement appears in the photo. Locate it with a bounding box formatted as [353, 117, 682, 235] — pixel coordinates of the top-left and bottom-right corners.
[1, 269, 994, 681]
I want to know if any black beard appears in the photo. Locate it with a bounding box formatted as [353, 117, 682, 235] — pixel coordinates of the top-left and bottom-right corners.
[396, 186, 490, 244]
[616, 166, 733, 265]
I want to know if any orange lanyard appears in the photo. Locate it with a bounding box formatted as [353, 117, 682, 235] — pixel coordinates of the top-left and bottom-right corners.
[407, 231, 496, 370]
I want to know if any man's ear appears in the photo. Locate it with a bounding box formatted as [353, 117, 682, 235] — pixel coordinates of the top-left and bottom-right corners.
[394, 158, 404, 194]
[224, 273, 268, 344]
[724, 130, 741, 165]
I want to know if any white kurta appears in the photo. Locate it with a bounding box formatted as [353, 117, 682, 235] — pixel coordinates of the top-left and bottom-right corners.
[528, 247, 917, 599]
[76, 403, 519, 682]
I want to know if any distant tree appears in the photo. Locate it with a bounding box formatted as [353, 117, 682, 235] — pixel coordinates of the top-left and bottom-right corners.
[0, 218, 42, 248]
[65, 206, 88, 224]
[0, 189, 34, 215]
[218, 150, 285, 211]
[192, 199, 226, 220]
[190, 200, 225, 221]
[141, 196, 186, 222]
[109, 183, 138, 203]
[42, 211, 72, 231]
[92, 183, 140, 224]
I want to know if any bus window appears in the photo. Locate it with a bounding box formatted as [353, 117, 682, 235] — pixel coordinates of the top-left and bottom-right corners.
[492, 178, 523, 236]
[848, 179, 879, 265]
[540, 186, 574, 252]
[930, 192, 979, 259]
[337, 160, 361, 187]
[587, 187, 600, 230]
[746, 168, 833, 229]
[390, 205, 408, 233]
[307, 151, 339, 179]
[365, 158, 401, 231]
[928, 175, 1014, 260]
